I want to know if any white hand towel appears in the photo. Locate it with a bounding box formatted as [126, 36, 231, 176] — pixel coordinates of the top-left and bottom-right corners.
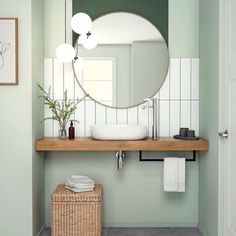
[164, 158, 178, 192]
[177, 158, 186, 192]
[64, 175, 95, 193]
[70, 175, 95, 185]
[65, 186, 94, 193]
[65, 181, 94, 189]
[66, 179, 95, 188]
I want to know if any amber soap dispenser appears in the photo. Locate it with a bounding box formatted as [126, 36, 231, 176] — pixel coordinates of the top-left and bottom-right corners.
[69, 120, 75, 139]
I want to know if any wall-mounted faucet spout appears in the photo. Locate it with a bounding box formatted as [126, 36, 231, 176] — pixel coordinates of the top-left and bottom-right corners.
[142, 98, 158, 140]
[116, 150, 125, 171]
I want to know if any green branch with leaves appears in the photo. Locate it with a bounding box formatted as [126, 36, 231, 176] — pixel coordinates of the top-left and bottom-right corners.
[38, 84, 88, 127]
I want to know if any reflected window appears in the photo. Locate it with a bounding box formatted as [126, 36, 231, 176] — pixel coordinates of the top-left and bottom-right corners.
[79, 58, 116, 106]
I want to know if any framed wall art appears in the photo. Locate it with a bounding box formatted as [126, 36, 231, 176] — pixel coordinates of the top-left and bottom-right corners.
[0, 18, 18, 85]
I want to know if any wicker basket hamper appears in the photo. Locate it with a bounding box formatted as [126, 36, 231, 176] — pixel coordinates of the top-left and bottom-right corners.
[51, 184, 102, 236]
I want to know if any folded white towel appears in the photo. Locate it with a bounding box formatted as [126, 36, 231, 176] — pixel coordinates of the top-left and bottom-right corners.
[177, 158, 186, 192]
[164, 158, 178, 192]
[70, 175, 94, 185]
[66, 179, 95, 188]
[65, 181, 94, 189]
[64, 175, 95, 192]
[65, 186, 94, 193]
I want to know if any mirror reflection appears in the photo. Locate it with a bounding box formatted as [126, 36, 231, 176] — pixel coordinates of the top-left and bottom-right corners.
[73, 12, 169, 108]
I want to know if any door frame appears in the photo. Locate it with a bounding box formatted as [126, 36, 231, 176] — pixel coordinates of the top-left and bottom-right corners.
[218, 0, 232, 235]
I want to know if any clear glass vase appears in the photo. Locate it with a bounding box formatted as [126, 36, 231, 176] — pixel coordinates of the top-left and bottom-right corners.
[58, 122, 67, 139]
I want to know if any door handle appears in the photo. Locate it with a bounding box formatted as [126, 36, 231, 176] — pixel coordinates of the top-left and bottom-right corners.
[218, 130, 228, 138]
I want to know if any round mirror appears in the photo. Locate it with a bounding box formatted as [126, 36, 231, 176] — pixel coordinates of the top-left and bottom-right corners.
[73, 12, 169, 108]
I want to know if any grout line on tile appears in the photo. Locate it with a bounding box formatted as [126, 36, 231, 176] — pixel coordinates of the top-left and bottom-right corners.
[190, 58, 193, 129]
[84, 97, 86, 136]
[94, 101, 96, 126]
[179, 58, 182, 128]
[105, 106, 107, 124]
[62, 63, 65, 100]
[158, 98, 199, 101]
[168, 68, 171, 137]
[92, 101, 97, 127]
[158, 93, 160, 137]
[137, 106, 139, 124]
[115, 108, 118, 124]
[52, 58, 55, 135]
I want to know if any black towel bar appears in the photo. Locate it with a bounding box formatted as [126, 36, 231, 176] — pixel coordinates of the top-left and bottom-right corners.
[139, 150, 196, 162]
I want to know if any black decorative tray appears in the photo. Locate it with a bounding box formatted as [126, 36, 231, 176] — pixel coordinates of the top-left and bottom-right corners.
[174, 135, 199, 140]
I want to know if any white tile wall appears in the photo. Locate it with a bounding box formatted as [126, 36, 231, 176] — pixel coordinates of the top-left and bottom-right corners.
[106, 107, 117, 124]
[169, 58, 181, 100]
[181, 59, 191, 100]
[117, 109, 128, 124]
[75, 100, 85, 137]
[170, 100, 180, 136]
[159, 101, 170, 136]
[95, 103, 106, 125]
[43, 58, 199, 137]
[159, 70, 169, 99]
[85, 100, 96, 136]
[127, 107, 138, 124]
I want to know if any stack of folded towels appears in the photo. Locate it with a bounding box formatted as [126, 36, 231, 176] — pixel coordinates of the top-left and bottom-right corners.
[65, 175, 95, 193]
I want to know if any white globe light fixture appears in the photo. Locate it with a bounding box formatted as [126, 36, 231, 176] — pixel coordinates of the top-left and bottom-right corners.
[81, 33, 98, 50]
[71, 12, 92, 35]
[56, 43, 76, 63]
[74, 57, 85, 72]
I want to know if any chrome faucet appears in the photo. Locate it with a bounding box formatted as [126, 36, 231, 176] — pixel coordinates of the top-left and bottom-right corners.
[142, 98, 158, 140]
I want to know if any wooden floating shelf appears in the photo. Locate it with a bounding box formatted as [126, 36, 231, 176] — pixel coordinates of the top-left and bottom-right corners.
[35, 137, 209, 152]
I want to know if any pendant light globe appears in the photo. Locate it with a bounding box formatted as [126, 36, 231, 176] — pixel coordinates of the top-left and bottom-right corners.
[71, 12, 92, 35]
[74, 57, 85, 72]
[56, 43, 76, 63]
[81, 33, 98, 50]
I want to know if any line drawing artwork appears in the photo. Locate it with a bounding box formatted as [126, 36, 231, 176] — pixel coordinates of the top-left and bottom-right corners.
[0, 41, 11, 69]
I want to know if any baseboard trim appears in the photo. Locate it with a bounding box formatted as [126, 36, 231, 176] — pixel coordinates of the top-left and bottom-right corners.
[103, 223, 198, 228]
[37, 224, 46, 236]
[198, 228, 206, 236]
[46, 222, 198, 228]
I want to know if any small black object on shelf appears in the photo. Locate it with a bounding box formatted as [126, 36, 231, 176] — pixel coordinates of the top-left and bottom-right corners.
[174, 128, 199, 140]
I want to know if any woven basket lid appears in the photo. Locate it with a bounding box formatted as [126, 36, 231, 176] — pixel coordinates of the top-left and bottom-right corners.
[51, 184, 102, 202]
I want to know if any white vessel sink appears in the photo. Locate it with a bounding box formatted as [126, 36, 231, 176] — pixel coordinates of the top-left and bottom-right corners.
[90, 124, 148, 140]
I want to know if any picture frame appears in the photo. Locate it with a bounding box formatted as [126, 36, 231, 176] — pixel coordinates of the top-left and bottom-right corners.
[0, 18, 18, 85]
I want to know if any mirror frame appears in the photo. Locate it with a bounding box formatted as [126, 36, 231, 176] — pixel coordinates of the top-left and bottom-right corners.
[73, 11, 170, 109]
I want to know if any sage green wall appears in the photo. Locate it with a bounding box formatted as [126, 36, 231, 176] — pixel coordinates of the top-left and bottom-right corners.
[44, 0, 199, 58]
[44, 0, 200, 227]
[44, 0, 72, 57]
[0, 1, 32, 235]
[169, 0, 199, 57]
[199, 0, 219, 235]
[73, 0, 168, 45]
[0, 0, 44, 235]
[0, 0, 45, 235]
[45, 152, 199, 227]
[32, 0, 45, 235]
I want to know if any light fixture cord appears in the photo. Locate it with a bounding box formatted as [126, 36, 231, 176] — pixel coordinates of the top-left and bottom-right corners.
[63, 0, 67, 100]
[64, 0, 67, 43]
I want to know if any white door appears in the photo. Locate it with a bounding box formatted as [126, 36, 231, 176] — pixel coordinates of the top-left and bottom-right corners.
[219, 0, 236, 235]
